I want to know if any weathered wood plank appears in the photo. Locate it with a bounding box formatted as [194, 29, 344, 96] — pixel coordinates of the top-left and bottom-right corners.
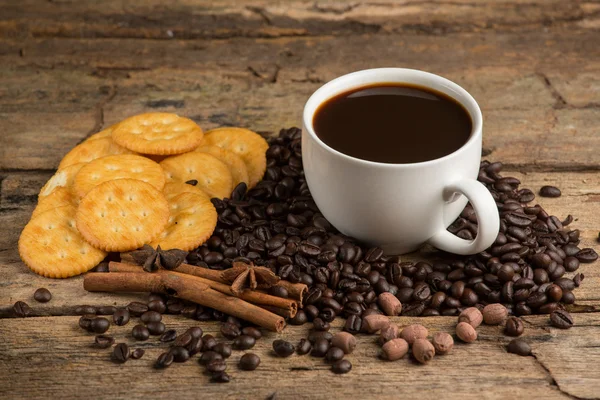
[1, 170, 598, 316]
[0, 0, 595, 40]
[1, 314, 598, 399]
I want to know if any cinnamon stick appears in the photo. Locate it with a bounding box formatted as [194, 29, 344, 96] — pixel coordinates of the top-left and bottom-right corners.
[84, 271, 285, 332]
[108, 262, 297, 317]
[119, 256, 308, 302]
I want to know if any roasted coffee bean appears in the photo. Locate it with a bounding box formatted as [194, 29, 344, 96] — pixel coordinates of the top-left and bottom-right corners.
[90, 317, 110, 334]
[297, 338, 312, 355]
[75, 305, 96, 316]
[273, 340, 295, 357]
[169, 346, 190, 363]
[174, 332, 193, 348]
[211, 372, 231, 383]
[155, 352, 174, 369]
[310, 338, 330, 357]
[113, 309, 130, 326]
[97, 306, 117, 315]
[127, 302, 148, 316]
[186, 326, 204, 339]
[344, 314, 362, 333]
[206, 359, 227, 373]
[241, 327, 262, 340]
[526, 292, 547, 309]
[576, 248, 598, 263]
[199, 351, 223, 366]
[147, 299, 167, 314]
[325, 347, 345, 363]
[12, 301, 32, 317]
[233, 335, 256, 350]
[112, 343, 130, 363]
[202, 334, 218, 351]
[312, 318, 331, 331]
[33, 288, 52, 303]
[131, 349, 145, 360]
[79, 315, 94, 331]
[539, 185, 561, 198]
[308, 330, 333, 343]
[239, 353, 261, 370]
[140, 311, 162, 324]
[213, 343, 232, 359]
[146, 321, 166, 336]
[132, 324, 150, 341]
[505, 317, 525, 336]
[94, 335, 115, 349]
[269, 286, 289, 298]
[507, 339, 531, 356]
[331, 359, 352, 374]
[221, 322, 241, 339]
[160, 329, 178, 342]
[550, 310, 574, 329]
[289, 310, 308, 325]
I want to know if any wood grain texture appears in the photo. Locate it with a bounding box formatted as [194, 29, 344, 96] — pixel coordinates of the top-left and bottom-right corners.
[1, 314, 598, 400]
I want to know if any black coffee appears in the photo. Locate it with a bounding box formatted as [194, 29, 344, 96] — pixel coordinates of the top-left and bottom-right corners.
[313, 83, 472, 163]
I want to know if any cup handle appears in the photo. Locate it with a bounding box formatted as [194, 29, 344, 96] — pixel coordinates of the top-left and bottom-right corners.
[427, 178, 500, 255]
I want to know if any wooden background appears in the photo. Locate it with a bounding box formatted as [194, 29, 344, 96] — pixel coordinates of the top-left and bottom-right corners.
[1, 1, 599, 398]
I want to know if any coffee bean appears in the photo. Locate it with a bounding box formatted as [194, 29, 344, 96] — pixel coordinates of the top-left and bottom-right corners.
[239, 353, 261, 370]
[112, 343, 130, 363]
[169, 346, 190, 363]
[155, 352, 174, 369]
[185, 326, 203, 339]
[289, 310, 308, 325]
[113, 309, 130, 326]
[576, 248, 598, 263]
[199, 351, 223, 365]
[505, 317, 525, 336]
[90, 317, 110, 334]
[75, 305, 96, 315]
[312, 318, 330, 331]
[160, 329, 177, 342]
[310, 338, 330, 357]
[550, 310, 574, 329]
[202, 334, 218, 351]
[131, 349, 145, 360]
[233, 335, 256, 350]
[146, 321, 166, 335]
[507, 339, 531, 356]
[296, 338, 312, 355]
[456, 322, 477, 343]
[539, 186, 561, 198]
[213, 343, 232, 359]
[79, 315, 94, 331]
[273, 340, 295, 357]
[147, 299, 167, 314]
[127, 302, 148, 316]
[412, 339, 435, 363]
[343, 314, 362, 334]
[241, 327, 262, 339]
[33, 288, 52, 303]
[269, 286, 289, 298]
[206, 359, 227, 373]
[211, 372, 231, 383]
[132, 324, 150, 341]
[221, 322, 241, 339]
[431, 332, 453, 355]
[326, 347, 345, 363]
[12, 301, 32, 317]
[94, 335, 115, 349]
[97, 306, 117, 315]
[331, 359, 352, 374]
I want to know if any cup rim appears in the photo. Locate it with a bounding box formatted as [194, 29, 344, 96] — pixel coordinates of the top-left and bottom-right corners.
[302, 68, 483, 169]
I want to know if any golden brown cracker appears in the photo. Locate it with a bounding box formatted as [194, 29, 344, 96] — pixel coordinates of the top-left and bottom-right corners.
[73, 154, 165, 198]
[76, 179, 169, 252]
[32, 187, 77, 219]
[194, 144, 249, 188]
[84, 125, 117, 143]
[112, 113, 204, 155]
[39, 162, 86, 198]
[19, 205, 107, 278]
[163, 182, 210, 201]
[202, 127, 268, 188]
[58, 137, 134, 169]
[160, 152, 233, 199]
[150, 192, 217, 251]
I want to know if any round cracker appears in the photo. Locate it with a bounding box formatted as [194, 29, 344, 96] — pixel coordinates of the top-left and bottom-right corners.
[84, 124, 117, 143]
[163, 182, 210, 201]
[112, 113, 204, 155]
[32, 187, 77, 219]
[19, 205, 107, 278]
[202, 127, 268, 188]
[76, 179, 169, 252]
[150, 192, 217, 251]
[160, 152, 233, 199]
[194, 144, 249, 188]
[59, 137, 134, 169]
[39, 162, 86, 198]
[73, 154, 166, 198]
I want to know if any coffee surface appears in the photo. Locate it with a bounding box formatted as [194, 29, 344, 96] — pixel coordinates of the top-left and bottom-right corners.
[313, 83, 472, 163]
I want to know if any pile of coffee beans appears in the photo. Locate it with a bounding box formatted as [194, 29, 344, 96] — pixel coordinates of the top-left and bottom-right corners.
[186, 127, 597, 332]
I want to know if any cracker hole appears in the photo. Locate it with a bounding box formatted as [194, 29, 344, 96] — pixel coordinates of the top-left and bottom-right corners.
[107, 196, 113, 202]
[113, 227, 119, 232]
[80, 249, 87, 255]
[47, 224, 54, 230]
[142, 211, 148, 217]
[121, 211, 127, 217]
[135, 227, 141, 232]
[100, 212, 105, 218]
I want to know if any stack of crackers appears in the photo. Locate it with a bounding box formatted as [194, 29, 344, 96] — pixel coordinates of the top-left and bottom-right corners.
[18, 113, 268, 279]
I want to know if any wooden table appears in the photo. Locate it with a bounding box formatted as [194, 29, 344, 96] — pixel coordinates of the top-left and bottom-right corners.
[1, 1, 599, 398]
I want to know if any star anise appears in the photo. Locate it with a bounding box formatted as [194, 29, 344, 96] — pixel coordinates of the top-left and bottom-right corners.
[221, 262, 280, 295]
[124, 245, 188, 272]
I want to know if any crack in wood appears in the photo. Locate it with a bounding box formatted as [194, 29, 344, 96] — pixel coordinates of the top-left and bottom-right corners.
[531, 352, 589, 400]
[536, 72, 568, 109]
[79, 85, 117, 143]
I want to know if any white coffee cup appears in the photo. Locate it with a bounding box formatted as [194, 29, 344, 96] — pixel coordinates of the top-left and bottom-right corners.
[302, 68, 499, 255]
